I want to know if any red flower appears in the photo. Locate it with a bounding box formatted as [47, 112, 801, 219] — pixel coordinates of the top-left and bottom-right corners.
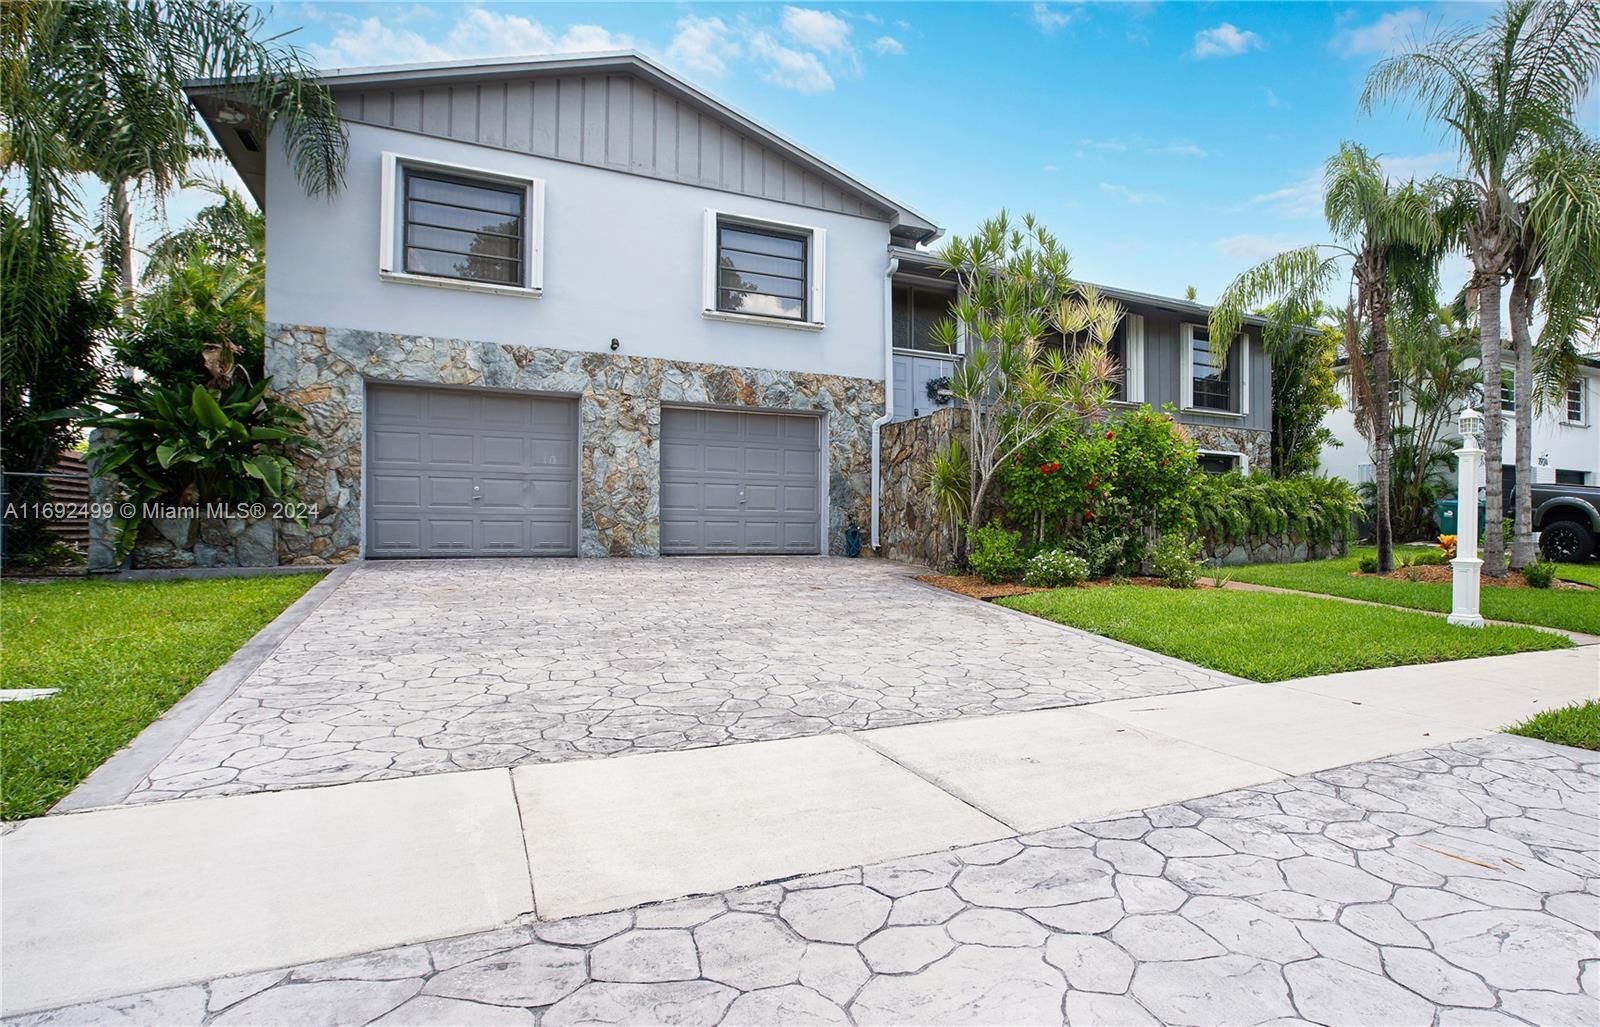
[1084, 510, 1094, 521]
[1105, 431, 1115, 440]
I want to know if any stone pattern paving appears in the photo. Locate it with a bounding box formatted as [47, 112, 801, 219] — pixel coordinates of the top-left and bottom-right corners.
[122, 559, 1230, 805]
[34, 734, 1598, 1026]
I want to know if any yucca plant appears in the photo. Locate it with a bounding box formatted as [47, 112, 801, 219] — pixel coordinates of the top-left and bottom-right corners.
[924, 438, 969, 563]
[80, 377, 316, 556]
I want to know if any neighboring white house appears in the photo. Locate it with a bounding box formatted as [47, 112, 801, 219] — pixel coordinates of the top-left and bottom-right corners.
[1320, 356, 1600, 492]
[188, 49, 1273, 564]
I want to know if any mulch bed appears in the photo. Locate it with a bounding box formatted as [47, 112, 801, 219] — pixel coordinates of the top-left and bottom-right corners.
[916, 575, 1045, 600]
[917, 573, 1212, 600]
[1356, 565, 1592, 590]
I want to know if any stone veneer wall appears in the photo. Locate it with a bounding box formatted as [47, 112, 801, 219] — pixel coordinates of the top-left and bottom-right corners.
[1184, 424, 1272, 473]
[266, 323, 884, 563]
[878, 407, 964, 571]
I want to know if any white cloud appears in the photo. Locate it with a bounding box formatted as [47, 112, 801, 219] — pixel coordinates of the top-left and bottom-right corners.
[1246, 172, 1323, 219]
[1262, 87, 1284, 109]
[781, 7, 852, 55]
[667, 15, 741, 76]
[1215, 234, 1300, 262]
[1149, 141, 1207, 158]
[871, 35, 906, 56]
[1333, 8, 1427, 57]
[309, 8, 636, 67]
[1043, 163, 1059, 173]
[1191, 23, 1264, 59]
[1031, 3, 1079, 34]
[1100, 182, 1165, 205]
[749, 32, 835, 93]
[1379, 151, 1455, 181]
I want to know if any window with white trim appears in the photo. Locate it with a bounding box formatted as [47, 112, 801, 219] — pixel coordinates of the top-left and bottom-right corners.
[1197, 451, 1242, 475]
[1565, 379, 1585, 424]
[891, 284, 957, 354]
[1500, 369, 1515, 413]
[380, 152, 544, 295]
[702, 211, 825, 328]
[1181, 323, 1248, 415]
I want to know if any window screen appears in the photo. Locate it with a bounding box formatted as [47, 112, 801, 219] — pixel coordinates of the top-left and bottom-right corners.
[404, 171, 524, 286]
[717, 222, 807, 320]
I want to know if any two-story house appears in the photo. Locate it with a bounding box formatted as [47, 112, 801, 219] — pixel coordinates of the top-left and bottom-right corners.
[188, 50, 1271, 564]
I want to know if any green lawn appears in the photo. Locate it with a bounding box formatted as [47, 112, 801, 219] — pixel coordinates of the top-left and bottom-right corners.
[1, 574, 320, 820]
[1553, 561, 1600, 588]
[1507, 699, 1600, 751]
[999, 585, 1570, 683]
[1223, 548, 1600, 636]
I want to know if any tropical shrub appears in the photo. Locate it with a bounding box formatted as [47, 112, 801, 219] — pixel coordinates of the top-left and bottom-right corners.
[80, 378, 316, 556]
[1358, 554, 1380, 574]
[969, 521, 1025, 583]
[1523, 560, 1556, 589]
[999, 405, 1197, 573]
[1438, 534, 1457, 558]
[1152, 534, 1203, 588]
[1400, 548, 1449, 567]
[0, 204, 114, 565]
[1190, 472, 1360, 553]
[1024, 549, 1088, 587]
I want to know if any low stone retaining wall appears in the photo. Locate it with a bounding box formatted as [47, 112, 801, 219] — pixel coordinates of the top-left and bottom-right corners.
[878, 408, 963, 571]
[1205, 534, 1347, 566]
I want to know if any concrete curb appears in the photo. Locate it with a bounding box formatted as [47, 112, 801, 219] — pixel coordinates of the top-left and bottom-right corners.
[51, 563, 358, 814]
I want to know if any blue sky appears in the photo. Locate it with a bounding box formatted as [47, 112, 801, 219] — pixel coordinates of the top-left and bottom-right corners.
[187, 2, 1591, 302]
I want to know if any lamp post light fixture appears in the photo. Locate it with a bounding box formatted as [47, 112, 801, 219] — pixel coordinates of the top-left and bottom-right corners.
[1448, 407, 1485, 628]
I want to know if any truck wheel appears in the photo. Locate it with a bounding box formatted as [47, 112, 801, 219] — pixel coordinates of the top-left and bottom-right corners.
[1539, 520, 1596, 562]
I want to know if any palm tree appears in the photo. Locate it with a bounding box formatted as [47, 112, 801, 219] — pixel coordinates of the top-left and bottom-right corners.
[1363, 0, 1600, 575]
[1507, 134, 1600, 566]
[1211, 143, 1451, 572]
[2, 0, 346, 298]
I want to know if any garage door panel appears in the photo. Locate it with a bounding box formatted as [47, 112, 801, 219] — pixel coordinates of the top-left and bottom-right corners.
[370, 429, 423, 463]
[660, 408, 822, 556]
[428, 433, 475, 465]
[783, 450, 819, 476]
[366, 384, 578, 557]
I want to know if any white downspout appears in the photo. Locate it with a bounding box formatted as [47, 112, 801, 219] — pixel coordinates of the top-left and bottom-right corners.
[871, 254, 900, 550]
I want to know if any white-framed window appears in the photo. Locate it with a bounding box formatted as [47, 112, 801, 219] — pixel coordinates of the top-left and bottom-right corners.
[1197, 449, 1248, 475]
[1565, 379, 1586, 424]
[379, 151, 545, 298]
[1046, 313, 1146, 403]
[1500, 369, 1515, 413]
[891, 283, 958, 355]
[702, 209, 825, 330]
[1180, 323, 1248, 416]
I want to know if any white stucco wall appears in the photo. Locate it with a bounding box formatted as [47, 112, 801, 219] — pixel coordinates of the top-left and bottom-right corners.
[1319, 366, 1600, 487]
[265, 121, 894, 380]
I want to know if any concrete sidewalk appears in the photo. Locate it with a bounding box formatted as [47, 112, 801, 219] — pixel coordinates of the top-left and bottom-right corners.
[3, 646, 1595, 1016]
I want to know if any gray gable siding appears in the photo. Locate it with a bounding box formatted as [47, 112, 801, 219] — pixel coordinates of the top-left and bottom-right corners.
[1133, 305, 1272, 433]
[336, 74, 888, 220]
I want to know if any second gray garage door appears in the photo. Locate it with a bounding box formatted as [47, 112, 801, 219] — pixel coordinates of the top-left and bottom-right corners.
[660, 407, 822, 555]
[365, 384, 578, 557]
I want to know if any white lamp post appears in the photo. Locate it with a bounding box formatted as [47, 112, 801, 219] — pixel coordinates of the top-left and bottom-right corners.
[1448, 407, 1485, 628]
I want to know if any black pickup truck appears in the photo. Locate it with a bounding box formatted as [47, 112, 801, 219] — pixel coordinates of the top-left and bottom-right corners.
[1534, 481, 1600, 562]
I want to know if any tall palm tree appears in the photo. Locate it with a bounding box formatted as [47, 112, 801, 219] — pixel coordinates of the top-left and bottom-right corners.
[1506, 133, 1600, 566]
[1211, 143, 1450, 572]
[1, 0, 346, 298]
[1363, 0, 1600, 576]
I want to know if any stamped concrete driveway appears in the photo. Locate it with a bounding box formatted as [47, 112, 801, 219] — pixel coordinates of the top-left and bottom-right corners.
[120, 558, 1233, 805]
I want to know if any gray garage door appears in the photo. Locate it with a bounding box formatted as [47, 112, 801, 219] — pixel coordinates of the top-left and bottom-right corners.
[660, 407, 823, 555]
[365, 384, 578, 557]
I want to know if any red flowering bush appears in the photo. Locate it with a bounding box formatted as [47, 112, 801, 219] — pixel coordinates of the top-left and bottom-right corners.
[996, 405, 1198, 573]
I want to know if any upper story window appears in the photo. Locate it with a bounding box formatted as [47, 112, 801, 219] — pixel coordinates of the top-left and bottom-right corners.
[1566, 379, 1586, 424]
[404, 172, 524, 286]
[717, 223, 807, 320]
[1181, 323, 1249, 415]
[892, 284, 956, 354]
[702, 211, 825, 330]
[1045, 321, 1129, 401]
[1501, 370, 1516, 412]
[1190, 325, 1231, 411]
[380, 152, 544, 297]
